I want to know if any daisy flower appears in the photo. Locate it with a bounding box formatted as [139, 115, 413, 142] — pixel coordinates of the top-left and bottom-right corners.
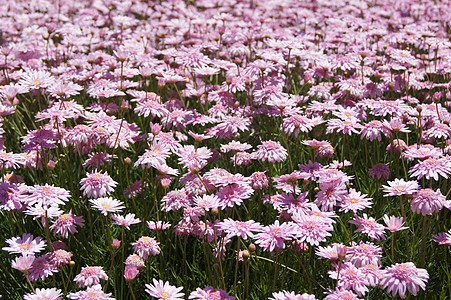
[292, 212, 334, 246]
[346, 242, 382, 267]
[67, 284, 114, 300]
[432, 230, 451, 245]
[89, 197, 125, 216]
[27, 184, 71, 209]
[339, 189, 373, 213]
[188, 286, 235, 300]
[80, 170, 117, 198]
[382, 178, 419, 197]
[270, 290, 317, 300]
[3, 233, 46, 256]
[324, 288, 361, 300]
[111, 213, 141, 230]
[11, 255, 35, 273]
[383, 215, 409, 232]
[254, 220, 296, 252]
[349, 214, 386, 241]
[252, 140, 288, 163]
[50, 211, 85, 238]
[24, 288, 62, 300]
[409, 158, 451, 181]
[216, 218, 263, 240]
[410, 188, 446, 215]
[368, 163, 390, 180]
[145, 278, 184, 300]
[132, 236, 161, 260]
[74, 266, 108, 288]
[380, 262, 428, 298]
[328, 262, 369, 296]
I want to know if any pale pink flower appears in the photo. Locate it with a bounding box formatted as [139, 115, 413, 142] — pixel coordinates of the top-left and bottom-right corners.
[132, 236, 161, 260]
[3, 234, 46, 256]
[89, 197, 125, 216]
[80, 170, 117, 198]
[145, 278, 184, 300]
[74, 266, 108, 288]
[380, 262, 428, 298]
[383, 215, 409, 232]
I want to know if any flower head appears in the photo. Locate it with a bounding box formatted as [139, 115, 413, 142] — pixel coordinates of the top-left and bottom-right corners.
[380, 262, 428, 298]
[145, 278, 184, 300]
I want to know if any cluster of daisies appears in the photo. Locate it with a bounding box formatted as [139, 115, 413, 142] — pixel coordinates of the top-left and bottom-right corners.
[1, 0, 451, 299]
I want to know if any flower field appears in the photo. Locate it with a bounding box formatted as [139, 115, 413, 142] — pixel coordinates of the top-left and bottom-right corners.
[0, 0, 450, 299]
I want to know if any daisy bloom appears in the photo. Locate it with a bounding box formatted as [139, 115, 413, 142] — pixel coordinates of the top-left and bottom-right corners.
[349, 214, 386, 241]
[216, 218, 263, 240]
[380, 262, 428, 298]
[89, 197, 125, 216]
[67, 284, 114, 300]
[11, 255, 35, 273]
[252, 140, 288, 163]
[111, 213, 141, 230]
[188, 286, 235, 300]
[270, 290, 317, 300]
[147, 221, 171, 231]
[328, 262, 369, 296]
[410, 188, 447, 216]
[324, 288, 361, 300]
[3, 233, 46, 255]
[432, 230, 451, 245]
[80, 170, 117, 198]
[339, 189, 373, 213]
[50, 211, 85, 238]
[346, 242, 382, 267]
[24, 288, 62, 300]
[254, 220, 296, 252]
[382, 178, 419, 197]
[145, 278, 184, 300]
[74, 266, 108, 288]
[409, 158, 451, 181]
[383, 215, 409, 232]
[132, 236, 161, 260]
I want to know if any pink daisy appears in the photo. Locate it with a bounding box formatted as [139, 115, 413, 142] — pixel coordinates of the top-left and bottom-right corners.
[188, 286, 235, 300]
[80, 170, 117, 198]
[324, 288, 361, 300]
[339, 189, 373, 213]
[145, 278, 184, 300]
[74, 266, 108, 288]
[3, 233, 46, 255]
[50, 211, 85, 238]
[380, 262, 428, 298]
[432, 230, 451, 245]
[410, 188, 447, 215]
[252, 140, 288, 163]
[383, 215, 409, 232]
[346, 242, 382, 267]
[292, 212, 334, 246]
[67, 284, 114, 300]
[111, 213, 141, 229]
[24, 288, 62, 300]
[89, 197, 125, 216]
[27, 184, 71, 209]
[132, 236, 161, 260]
[270, 291, 317, 300]
[329, 262, 369, 296]
[409, 158, 451, 181]
[11, 255, 35, 273]
[254, 220, 296, 252]
[382, 178, 419, 197]
[216, 218, 263, 240]
[349, 214, 386, 241]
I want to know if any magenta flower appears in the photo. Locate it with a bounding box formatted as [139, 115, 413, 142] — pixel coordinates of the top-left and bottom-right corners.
[328, 262, 369, 296]
[74, 266, 108, 288]
[145, 278, 184, 300]
[80, 170, 117, 198]
[432, 230, 451, 245]
[380, 262, 428, 298]
[189, 286, 235, 300]
[368, 163, 390, 180]
[292, 213, 334, 246]
[346, 242, 382, 267]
